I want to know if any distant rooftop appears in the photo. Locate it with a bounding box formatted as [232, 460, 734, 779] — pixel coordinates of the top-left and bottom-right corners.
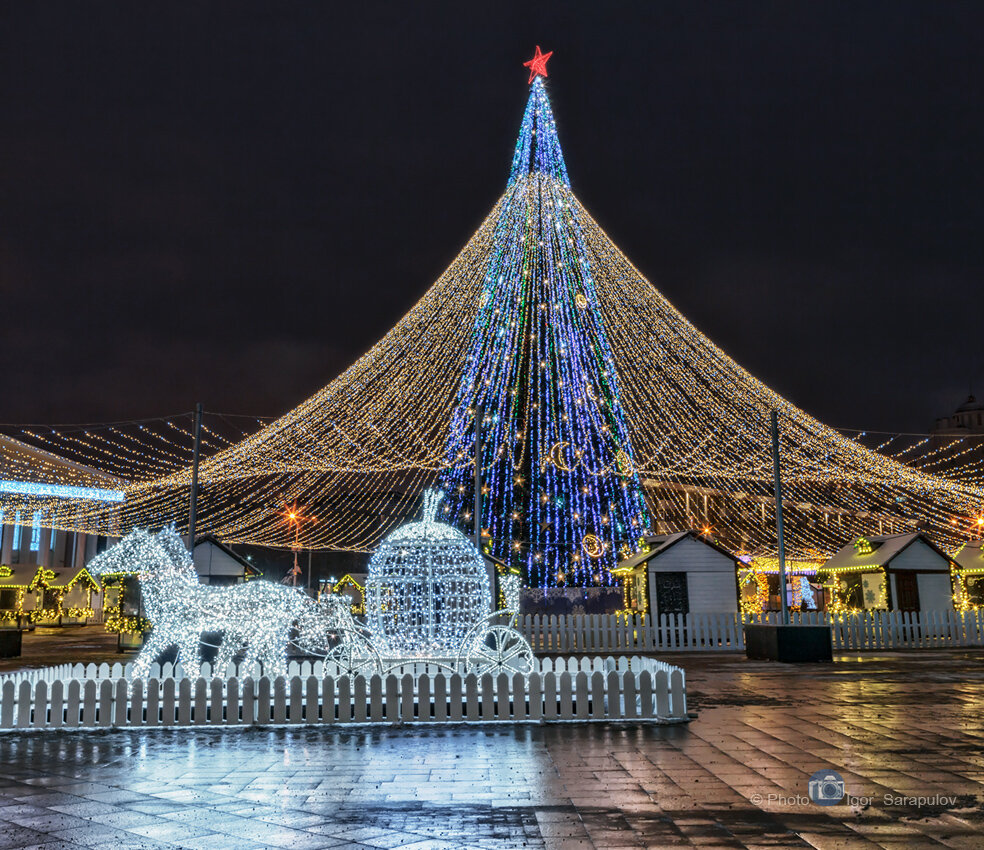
[932, 394, 984, 435]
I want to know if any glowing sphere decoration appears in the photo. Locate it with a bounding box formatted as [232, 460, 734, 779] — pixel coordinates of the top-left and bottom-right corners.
[365, 490, 492, 656]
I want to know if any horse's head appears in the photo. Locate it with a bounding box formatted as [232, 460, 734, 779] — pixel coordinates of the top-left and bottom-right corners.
[154, 524, 195, 573]
[86, 526, 190, 584]
[86, 528, 157, 580]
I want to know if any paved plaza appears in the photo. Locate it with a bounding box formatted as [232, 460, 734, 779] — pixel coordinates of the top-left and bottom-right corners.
[1, 650, 984, 849]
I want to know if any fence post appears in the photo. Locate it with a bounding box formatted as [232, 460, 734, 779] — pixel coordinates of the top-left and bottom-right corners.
[385, 674, 400, 724]
[590, 671, 605, 720]
[418, 674, 431, 722]
[289, 677, 304, 724]
[242, 677, 256, 725]
[145, 678, 160, 726]
[479, 674, 494, 721]
[513, 673, 528, 721]
[434, 674, 448, 722]
[33, 681, 48, 728]
[354, 676, 368, 723]
[273, 677, 288, 724]
[369, 675, 383, 722]
[450, 674, 463, 721]
[623, 672, 637, 719]
[543, 672, 557, 720]
[638, 670, 654, 718]
[670, 669, 687, 718]
[82, 680, 97, 726]
[50, 679, 64, 728]
[574, 671, 588, 720]
[401, 673, 415, 722]
[16, 681, 32, 728]
[496, 673, 511, 720]
[193, 679, 207, 725]
[323, 676, 338, 724]
[562, 672, 576, 719]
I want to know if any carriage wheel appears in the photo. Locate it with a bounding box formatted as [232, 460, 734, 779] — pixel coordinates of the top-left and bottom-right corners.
[324, 629, 383, 679]
[464, 626, 535, 677]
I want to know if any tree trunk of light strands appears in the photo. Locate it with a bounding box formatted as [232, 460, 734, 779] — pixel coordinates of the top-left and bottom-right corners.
[187, 403, 203, 549]
[770, 410, 789, 625]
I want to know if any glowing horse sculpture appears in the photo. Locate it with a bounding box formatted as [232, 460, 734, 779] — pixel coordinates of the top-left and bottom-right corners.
[87, 527, 313, 680]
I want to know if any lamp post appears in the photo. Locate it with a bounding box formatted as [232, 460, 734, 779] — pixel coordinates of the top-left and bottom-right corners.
[474, 403, 495, 611]
[474, 403, 483, 551]
[770, 409, 789, 625]
[187, 403, 203, 548]
[281, 502, 315, 588]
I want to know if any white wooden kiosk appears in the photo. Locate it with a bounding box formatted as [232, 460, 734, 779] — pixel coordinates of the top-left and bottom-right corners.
[192, 535, 261, 586]
[820, 533, 954, 611]
[614, 531, 740, 618]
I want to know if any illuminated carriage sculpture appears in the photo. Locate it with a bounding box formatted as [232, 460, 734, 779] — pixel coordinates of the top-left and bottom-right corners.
[299, 490, 535, 678]
[85, 492, 533, 680]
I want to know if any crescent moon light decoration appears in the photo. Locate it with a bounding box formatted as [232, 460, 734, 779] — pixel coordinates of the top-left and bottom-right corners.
[615, 449, 635, 477]
[582, 533, 604, 559]
[548, 441, 572, 472]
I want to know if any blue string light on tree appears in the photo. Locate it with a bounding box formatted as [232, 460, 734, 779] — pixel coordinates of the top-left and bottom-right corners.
[441, 51, 651, 589]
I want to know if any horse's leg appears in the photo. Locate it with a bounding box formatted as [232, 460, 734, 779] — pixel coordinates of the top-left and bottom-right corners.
[252, 633, 272, 680]
[213, 631, 239, 680]
[239, 634, 260, 681]
[176, 631, 202, 680]
[261, 629, 288, 681]
[263, 631, 288, 680]
[132, 631, 171, 680]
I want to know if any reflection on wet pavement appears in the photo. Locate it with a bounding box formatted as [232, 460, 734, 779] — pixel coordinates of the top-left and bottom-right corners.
[1, 650, 984, 848]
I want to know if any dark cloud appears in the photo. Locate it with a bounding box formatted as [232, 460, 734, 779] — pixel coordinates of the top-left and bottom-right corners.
[1, 2, 982, 431]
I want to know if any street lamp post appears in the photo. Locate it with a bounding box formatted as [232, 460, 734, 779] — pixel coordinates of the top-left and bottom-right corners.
[770, 409, 789, 625]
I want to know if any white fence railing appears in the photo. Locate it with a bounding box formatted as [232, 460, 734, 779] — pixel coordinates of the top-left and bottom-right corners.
[517, 609, 984, 652]
[0, 656, 687, 730]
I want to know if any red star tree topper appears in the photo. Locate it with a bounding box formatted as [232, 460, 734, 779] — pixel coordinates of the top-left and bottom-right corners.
[523, 45, 553, 84]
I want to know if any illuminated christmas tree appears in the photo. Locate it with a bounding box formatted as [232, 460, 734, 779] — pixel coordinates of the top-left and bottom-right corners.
[440, 52, 651, 588]
[21, 49, 981, 568]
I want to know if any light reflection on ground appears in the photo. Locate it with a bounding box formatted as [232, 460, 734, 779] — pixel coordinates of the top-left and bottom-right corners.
[1, 651, 984, 848]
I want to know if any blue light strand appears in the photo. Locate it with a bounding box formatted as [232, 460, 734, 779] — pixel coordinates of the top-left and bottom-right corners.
[509, 78, 570, 188]
[442, 79, 650, 588]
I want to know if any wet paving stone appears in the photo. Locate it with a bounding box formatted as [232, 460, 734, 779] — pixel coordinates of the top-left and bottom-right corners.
[2, 650, 984, 847]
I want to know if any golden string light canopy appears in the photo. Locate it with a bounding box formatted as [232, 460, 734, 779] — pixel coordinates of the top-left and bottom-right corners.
[1, 79, 982, 561]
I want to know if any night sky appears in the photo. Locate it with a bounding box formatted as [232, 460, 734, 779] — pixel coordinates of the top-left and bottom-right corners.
[2, 2, 982, 433]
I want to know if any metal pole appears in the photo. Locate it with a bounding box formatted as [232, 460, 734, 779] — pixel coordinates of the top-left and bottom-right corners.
[188, 403, 203, 548]
[475, 404, 495, 610]
[770, 409, 789, 625]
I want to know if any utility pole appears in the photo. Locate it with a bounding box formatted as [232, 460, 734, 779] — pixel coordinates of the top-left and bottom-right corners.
[187, 403, 203, 549]
[770, 409, 789, 625]
[474, 403, 495, 610]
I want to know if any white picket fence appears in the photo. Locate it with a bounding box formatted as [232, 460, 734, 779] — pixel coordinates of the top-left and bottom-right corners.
[517, 609, 984, 653]
[0, 656, 687, 730]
